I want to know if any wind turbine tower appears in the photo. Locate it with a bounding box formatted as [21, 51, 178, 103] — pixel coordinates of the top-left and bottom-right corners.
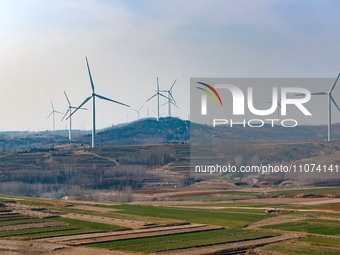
[159, 79, 179, 117]
[311, 73, 340, 141]
[68, 57, 130, 148]
[61, 91, 87, 140]
[146, 77, 169, 121]
[47, 101, 63, 131]
[130, 105, 144, 120]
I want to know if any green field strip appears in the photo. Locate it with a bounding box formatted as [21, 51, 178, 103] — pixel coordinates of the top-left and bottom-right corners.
[299, 237, 340, 247]
[261, 219, 340, 235]
[267, 187, 340, 197]
[0, 213, 21, 217]
[95, 204, 271, 227]
[52, 217, 125, 231]
[0, 218, 44, 226]
[0, 225, 80, 237]
[86, 230, 277, 252]
[15, 228, 95, 239]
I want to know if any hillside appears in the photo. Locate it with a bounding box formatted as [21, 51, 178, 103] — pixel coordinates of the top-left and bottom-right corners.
[95, 117, 190, 145]
[83, 118, 340, 145]
[1, 118, 340, 150]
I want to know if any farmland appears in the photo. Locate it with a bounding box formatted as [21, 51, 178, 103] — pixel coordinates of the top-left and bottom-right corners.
[0, 185, 338, 254]
[0, 141, 339, 254]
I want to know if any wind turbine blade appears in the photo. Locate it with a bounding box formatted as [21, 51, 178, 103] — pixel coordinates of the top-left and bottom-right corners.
[46, 112, 53, 119]
[130, 109, 137, 112]
[71, 106, 88, 110]
[146, 94, 157, 102]
[61, 109, 70, 121]
[159, 93, 169, 100]
[138, 105, 144, 111]
[330, 73, 340, 92]
[161, 102, 167, 106]
[85, 57, 95, 93]
[168, 91, 176, 104]
[66, 96, 92, 120]
[311, 92, 327, 95]
[330, 95, 340, 112]
[95, 93, 130, 107]
[55, 111, 63, 114]
[64, 91, 71, 106]
[169, 79, 177, 91]
[50, 101, 54, 110]
[157, 77, 159, 92]
[170, 101, 179, 108]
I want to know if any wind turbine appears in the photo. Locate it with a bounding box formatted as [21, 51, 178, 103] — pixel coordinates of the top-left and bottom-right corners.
[152, 110, 165, 118]
[310, 73, 340, 141]
[159, 79, 178, 117]
[61, 91, 87, 140]
[130, 105, 144, 120]
[67, 57, 130, 148]
[47, 101, 63, 131]
[146, 77, 169, 121]
[266, 98, 281, 125]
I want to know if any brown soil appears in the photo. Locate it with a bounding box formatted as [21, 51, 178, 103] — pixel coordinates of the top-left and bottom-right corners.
[53, 246, 141, 255]
[4, 203, 60, 218]
[0, 221, 68, 232]
[39, 223, 220, 245]
[60, 212, 150, 230]
[246, 216, 307, 229]
[69, 225, 220, 246]
[72, 205, 121, 213]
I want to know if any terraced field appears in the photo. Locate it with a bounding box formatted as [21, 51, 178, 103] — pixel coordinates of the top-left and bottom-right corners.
[0, 187, 339, 254]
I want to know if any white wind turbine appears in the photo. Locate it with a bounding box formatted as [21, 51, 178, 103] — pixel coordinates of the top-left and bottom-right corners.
[47, 101, 63, 131]
[146, 77, 169, 121]
[297, 74, 340, 141]
[310, 73, 340, 141]
[130, 105, 144, 120]
[61, 91, 87, 140]
[266, 98, 281, 125]
[67, 57, 130, 148]
[159, 79, 179, 117]
[152, 110, 165, 118]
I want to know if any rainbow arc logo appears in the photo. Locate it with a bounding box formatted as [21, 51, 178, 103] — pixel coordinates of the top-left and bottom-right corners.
[196, 82, 222, 115]
[196, 82, 223, 105]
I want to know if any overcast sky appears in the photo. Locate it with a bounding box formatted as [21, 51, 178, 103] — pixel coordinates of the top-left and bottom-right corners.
[1, 0, 340, 131]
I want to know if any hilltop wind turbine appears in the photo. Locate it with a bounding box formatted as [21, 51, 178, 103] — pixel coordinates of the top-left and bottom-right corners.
[61, 91, 87, 140]
[152, 110, 165, 118]
[47, 101, 63, 131]
[146, 77, 169, 121]
[266, 98, 281, 125]
[67, 57, 130, 148]
[310, 73, 340, 141]
[130, 105, 144, 120]
[159, 79, 179, 117]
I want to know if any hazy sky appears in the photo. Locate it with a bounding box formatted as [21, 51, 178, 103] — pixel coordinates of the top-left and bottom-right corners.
[1, 0, 340, 131]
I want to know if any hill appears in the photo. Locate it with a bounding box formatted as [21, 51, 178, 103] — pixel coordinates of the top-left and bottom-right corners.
[94, 117, 190, 145]
[1, 118, 340, 150]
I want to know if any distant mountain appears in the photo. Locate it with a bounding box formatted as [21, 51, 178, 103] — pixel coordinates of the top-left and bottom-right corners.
[77, 118, 340, 146]
[85, 117, 190, 145]
[1, 118, 340, 151]
[191, 122, 340, 144]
